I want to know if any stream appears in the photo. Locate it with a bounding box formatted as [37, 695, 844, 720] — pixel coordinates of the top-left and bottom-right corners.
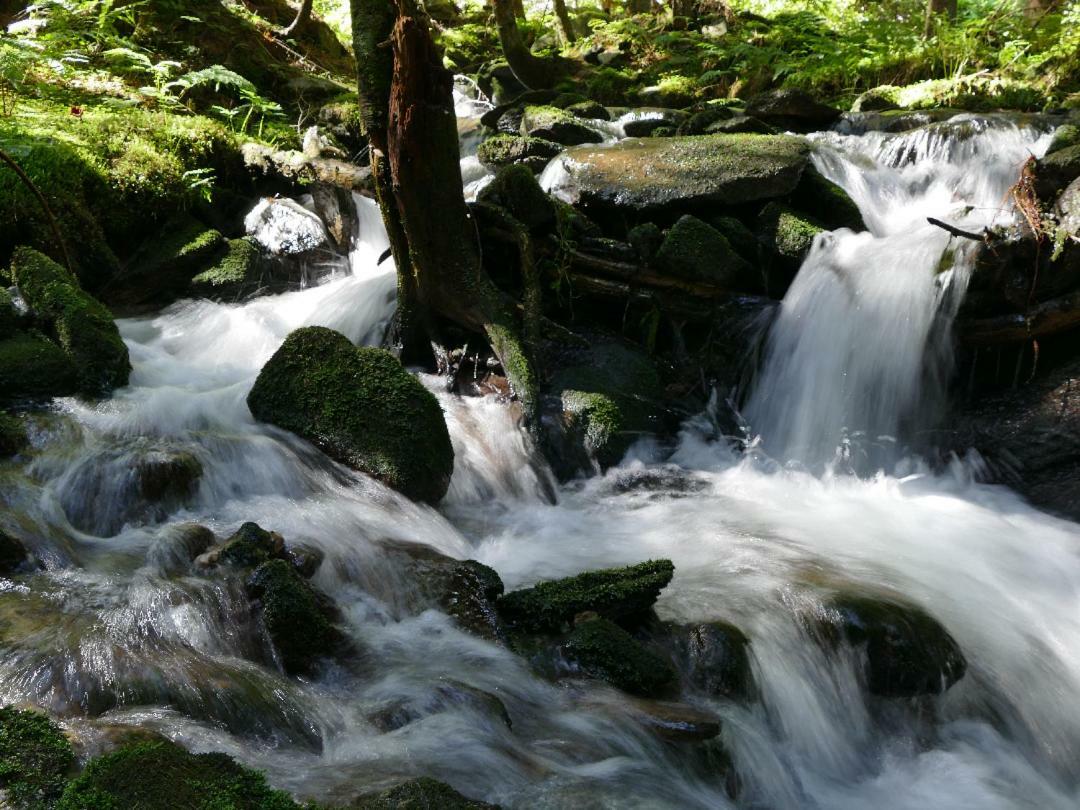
[1, 109, 1079, 809]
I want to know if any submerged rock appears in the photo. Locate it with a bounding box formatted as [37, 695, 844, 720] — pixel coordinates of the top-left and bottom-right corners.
[367, 680, 512, 733]
[56, 740, 300, 810]
[620, 108, 689, 138]
[816, 593, 967, 697]
[497, 559, 675, 632]
[10, 247, 130, 396]
[349, 776, 498, 809]
[560, 615, 675, 697]
[476, 134, 563, 174]
[521, 105, 604, 146]
[549, 133, 810, 215]
[625, 698, 722, 742]
[0, 705, 75, 810]
[247, 327, 454, 503]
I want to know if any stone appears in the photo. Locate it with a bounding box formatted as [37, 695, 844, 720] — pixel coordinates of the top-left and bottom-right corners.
[745, 88, 842, 133]
[565, 100, 610, 121]
[655, 215, 758, 290]
[559, 615, 676, 697]
[620, 108, 689, 138]
[0, 529, 31, 574]
[520, 105, 604, 146]
[190, 237, 266, 300]
[0, 332, 79, 406]
[1036, 143, 1080, 201]
[219, 522, 284, 568]
[349, 777, 498, 809]
[626, 698, 722, 742]
[684, 621, 754, 700]
[477, 164, 557, 231]
[475, 134, 564, 175]
[790, 165, 866, 232]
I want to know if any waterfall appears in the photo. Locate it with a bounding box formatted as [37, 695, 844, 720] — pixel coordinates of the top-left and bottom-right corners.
[744, 116, 1055, 466]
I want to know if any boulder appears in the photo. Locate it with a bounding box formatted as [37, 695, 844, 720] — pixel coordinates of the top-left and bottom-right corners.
[745, 88, 841, 133]
[1045, 123, 1079, 155]
[677, 106, 738, 135]
[497, 559, 675, 632]
[654, 215, 758, 290]
[710, 216, 759, 263]
[565, 100, 610, 121]
[190, 237, 267, 300]
[790, 165, 866, 232]
[683, 621, 754, 700]
[620, 108, 689, 138]
[547, 134, 810, 216]
[10, 247, 130, 395]
[0, 332, 79, 405]
[477, 164, 558, 231]
[246, 559, 339, 675]
[350, 776, 498, 809]
[475, 134, 563, 174]
[0, 706, 75, 809]
[851, 86, 902, 113]
[219, 522, 285, 568]
[244, 197, 332, 257]
[521, 105, 604, 146]
[285, 544, 324, 579]
[757, 203, 825, 295]
[247, 327, 454, 503]
[627, 222, 663, 261]
[367, 680, 512, 733]
[816, 593, 966, 697]
[0, 529, 30, 575]
[1036, 144, 1080, 201]
[55, 741, 300, 810]
[559, 615, 676, 697]
[145, 523, 215, 575]
[701, 115, 774, 136]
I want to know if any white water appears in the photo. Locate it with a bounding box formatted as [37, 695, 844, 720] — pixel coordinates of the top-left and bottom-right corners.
[1, 116, 1079, 809]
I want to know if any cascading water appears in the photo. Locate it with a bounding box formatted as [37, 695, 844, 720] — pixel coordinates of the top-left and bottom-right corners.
[2, 115, 1080, 809]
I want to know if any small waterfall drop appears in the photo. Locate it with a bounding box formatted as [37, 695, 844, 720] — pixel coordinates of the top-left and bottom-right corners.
[744, 116, 1054, 465]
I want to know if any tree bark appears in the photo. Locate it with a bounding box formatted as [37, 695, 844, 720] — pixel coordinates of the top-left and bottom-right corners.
[281, 0, 314, 36]
[924, 0, 958, 35]
[491, 0, 563, 89]
[552, 0, 576, 44]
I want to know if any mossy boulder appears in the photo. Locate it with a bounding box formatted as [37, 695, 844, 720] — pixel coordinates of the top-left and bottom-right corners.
[247, 327, 454, 503]
[745, 88, 840, 133]
[710, 216, 759, 263]
[819, 594, 967, 698]
[551, 134, 810, 215]
[55, 740, 299, 810]
[520, 105, 604, 146]
[677, 106, 737, 135]
[758, 204, 825, 260]
[1037, 144, 1080, 201]
[477, 164, 558, 232]
[246, 558, 339, 675]
[565, 100, 609, 121]
[350, 776, 498, 809]
[497, 559, 675, 632]
[655, 215, 758, 291]
[476, 134, 563, 174]
[702, 115, 774, 136]
[0, 332, 80, 405]
[790, 165, 866, 232]
[684, 622, 754, 700]
[10, 247, 130, 396]
[219, 522, 284, 569]
[560, 616, 675, 697]
[853, 76, 1045, 114]
[851, 86, 902, 112]
[1047, 124, 1080, 156]
[0, 706, 75, 809]
[190, 237, 265, 300]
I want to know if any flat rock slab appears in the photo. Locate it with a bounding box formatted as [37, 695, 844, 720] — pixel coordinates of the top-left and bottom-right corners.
[546, 133, 810, 214]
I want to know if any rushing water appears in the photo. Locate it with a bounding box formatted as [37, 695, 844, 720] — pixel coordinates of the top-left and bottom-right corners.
[2, 115, 1080, 809]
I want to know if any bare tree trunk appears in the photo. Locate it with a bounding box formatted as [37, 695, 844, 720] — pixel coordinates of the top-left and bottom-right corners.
[924, 0, 958, 36]
[552, 0, 576, 44]
[281, 0, 314, 35]
[491, 0, 563, 89]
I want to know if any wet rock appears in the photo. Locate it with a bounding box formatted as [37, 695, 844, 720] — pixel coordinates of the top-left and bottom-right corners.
[559, 615, 676, 697]
[521, 105, 604, 146]
[137, 449, 203, 503]
[247, 327, 454, 503]
[710, 216, 759, 263]
[684, 621, 754, 700]
[219, 522, 284, 568]
[476, 134, 563, 174]
[620, 108, 689, 138]
[1047, 124, 1080, 155]
[677, 106, 737, 135]
[790, 165, 866, 232]
[367, 680, 512, 733]
[146, 523, 215, 575]
[286, 543, 324, 578]
[0, 332, 79, 406]
[56, 740, 300, 810]
[244, 197, 331, 257]
[0, 705, 75, 809]
[310, 183, 357, 252]
[816, 593, 967, 697]
[241, 141, 373, 193]
[349, 776, 498, 809]
[607, 465, 709, 497]
[0, 529, 30, 575]
[703, 115, 774, 136]
[655, 215, 757, 290]
[246, 558, 339, 675]
[565, 100, 610, 121]
[1036, 143, 1080, 201]
[10, 247, 130, 396]
[627, 222, 663, 261]
[548, 134, 810, 216]
[626, 698, 722, 742]
[497, 559, 675, 632]
[189, 237, 267, 300]
[745, 88, 841, 133]
[758, 203, 825, 296]
[477, 164, 558, 231]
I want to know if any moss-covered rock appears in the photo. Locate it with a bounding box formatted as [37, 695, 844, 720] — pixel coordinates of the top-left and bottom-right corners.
[0, 706, 75, 809]
[477, 164, 557, 231]
[677, 106, 737, 135]
[475, 134, 563, 174]
[702, 115, 774, 136]
[552, 133, 810, 215]
[0, 529, 31, 574]
[851, 86, 902, 113]
[350, 776, 498, 809]
[710, 216, 759, 263]
[565, 100, 610, 121]
[819, 594, 967, 698]
[246, 559, 338, 675]
[521, 105, 604, 146]
[190, 237, 265, 300]
[684, 622, 754, 700]
[1047, 124, 1080, 156]
[561, 616, 675, 697]
[247, 327, 454, 503]
[497, 559, 675, 632]
[10, 247, 130, 396]
[0, 332, 80, 405]
[55, 740, 299, 810]
[853, 76, 1046, 113]
[621, 108, 689, 138]
[1037, 144, 1080, 201]
[136, 449, 203, 504]
[758, 203, 825, 264]
[745, 88, 840, 133]
[655, 215, 758, 290]
[219, 522, 284, 569]
[790, 165, 866, 231]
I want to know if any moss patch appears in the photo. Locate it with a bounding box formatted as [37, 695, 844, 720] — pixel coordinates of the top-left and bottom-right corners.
[521, 105, 604, 146]
[0, 706, 75, 809]
[655, 215, 757, 290]
[497, 559, 675, 632]
[0, 332, 80, 405]
[246, 559, 338, 675]
[758, 203, 825, 262]
[110, 215, 225, 308]
[247, 327, 454, 503]
[790, 165, 866, 232]
[55, 740, 299, 810]
[190, 237, 264, 300]
[475, 134, 563, 174]
[562, 617, 675, 697]
[477, 164, 557, 231]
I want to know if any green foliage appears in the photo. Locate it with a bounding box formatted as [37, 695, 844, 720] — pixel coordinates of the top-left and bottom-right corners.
[0, 705, 75, 809]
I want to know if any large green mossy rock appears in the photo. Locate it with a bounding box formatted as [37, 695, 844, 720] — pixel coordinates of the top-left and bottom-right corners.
[554, 133, 810, 215]
[350, 776, 498, 809]
[654, 215, 758, 290]
[476, 134, 563, 174]
[55, 741, 299, 810]
[190, 237, 265, 300]
[497, 559, 675, 632]
[0, 706, 75, 809]
[0, 332, 80, 405]
[246, 559, 338, 675]
[248, 327, 453, 503]
[758, 203, 825, 263]
[818, 594, 967, 698]
[561, 616, 675, 697]
[10, 247, 130, 395]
